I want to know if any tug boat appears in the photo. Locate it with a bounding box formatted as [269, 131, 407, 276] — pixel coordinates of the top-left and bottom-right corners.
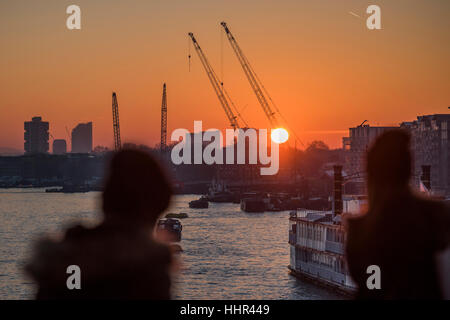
[206, 180, 235, 203]
[189, 197, 209, 208]
[156, 218, 182, 242]
[240, 197, 266, 212]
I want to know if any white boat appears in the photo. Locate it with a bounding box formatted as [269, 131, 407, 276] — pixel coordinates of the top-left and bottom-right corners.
[288, 195, 367, 295]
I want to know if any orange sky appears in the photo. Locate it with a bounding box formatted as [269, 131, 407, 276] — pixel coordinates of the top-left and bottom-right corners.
[0, 0, 449, 151]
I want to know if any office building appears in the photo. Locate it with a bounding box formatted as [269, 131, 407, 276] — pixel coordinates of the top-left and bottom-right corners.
[401, 114, 450, 195]
[52, 139, 67, 154]
[342, 124, 398, 177]
[24, 116, 49, 154]
[71, 122, 93, 153]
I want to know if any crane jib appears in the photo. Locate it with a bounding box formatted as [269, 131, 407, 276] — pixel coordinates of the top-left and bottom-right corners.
[220, 22, 278, 127]
[188, 32, 242, 130]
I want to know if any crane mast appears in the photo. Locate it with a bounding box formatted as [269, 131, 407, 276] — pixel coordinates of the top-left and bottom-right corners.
[112, 92, 121, 151]
[220, 22, 278, 127]
[188, 32, 240, 130]
[160, 83, 168, 152]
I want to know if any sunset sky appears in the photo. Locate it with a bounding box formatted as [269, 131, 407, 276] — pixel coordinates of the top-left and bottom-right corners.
[0, 0, 449, 151]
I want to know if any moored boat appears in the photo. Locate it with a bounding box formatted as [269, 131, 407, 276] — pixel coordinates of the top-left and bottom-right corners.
[156, 218, 182, 242]
[240, 198, 266, 212]
[189, 197, 209, 208]
[165, 212, 189, 219]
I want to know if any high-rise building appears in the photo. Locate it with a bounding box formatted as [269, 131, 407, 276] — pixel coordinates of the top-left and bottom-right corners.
[71, 122, 93, 153]
[342, 115, 450, 195]
[24, 116, 49, 154]
[401, 114, 450, 195]
[342, 124, 398, 177]
[52, 139, 67, 154]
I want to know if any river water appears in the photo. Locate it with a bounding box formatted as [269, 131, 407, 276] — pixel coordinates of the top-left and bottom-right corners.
[0, 189, 343, 299]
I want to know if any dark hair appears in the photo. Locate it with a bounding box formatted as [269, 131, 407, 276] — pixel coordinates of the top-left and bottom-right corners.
[102, 149, 172, 225]
[367, 129, 411, 188]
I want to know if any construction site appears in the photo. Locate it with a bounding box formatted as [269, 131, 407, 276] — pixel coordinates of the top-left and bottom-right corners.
[1, 22, 449, 200]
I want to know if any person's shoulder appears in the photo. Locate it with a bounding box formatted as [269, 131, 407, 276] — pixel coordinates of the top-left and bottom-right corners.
[64, 223, 115, 245]
[64, 224, 91, 239]
[415, 196, 450, 219]
[25, 232, 75, 282]
[146, 240, 172, 262]
[344, 212, 368, 230]
[344, 213, 372, 249]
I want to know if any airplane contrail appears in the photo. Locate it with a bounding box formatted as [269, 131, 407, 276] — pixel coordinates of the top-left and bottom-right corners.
[348, 11, 361, 19]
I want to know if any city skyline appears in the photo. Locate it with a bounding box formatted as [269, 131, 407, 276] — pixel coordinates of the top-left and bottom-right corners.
[1, 0, 449, 151]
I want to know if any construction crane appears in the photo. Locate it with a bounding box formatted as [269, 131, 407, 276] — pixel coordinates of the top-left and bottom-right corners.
[65, 126, 71, 140]
[112, 92, 121, 151]
[188, 32, 243, 130]
[160, 83, 167, 152]
[220, 22, 278, 127]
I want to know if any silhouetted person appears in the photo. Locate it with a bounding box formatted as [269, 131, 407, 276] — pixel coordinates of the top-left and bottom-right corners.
[26, 149, 173, 299]
[346, 129, 450, 299]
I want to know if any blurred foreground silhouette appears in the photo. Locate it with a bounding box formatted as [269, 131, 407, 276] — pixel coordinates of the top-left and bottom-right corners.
[346, 129, 450, 299]
[26, 149, 173, 299]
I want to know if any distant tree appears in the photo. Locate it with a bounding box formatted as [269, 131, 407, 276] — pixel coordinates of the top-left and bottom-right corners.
[93, 146, 109, 154]
[306, 140, 329, 152]
[299, 141, 331, 177]
[122, 142, 137, 149]
[122, 143, 157, 155]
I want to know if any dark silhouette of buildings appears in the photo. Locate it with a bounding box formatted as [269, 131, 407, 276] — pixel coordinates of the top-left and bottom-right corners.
[52, 139, 67, 154]
[0, 153, 107, 187]
[24, 117, 49, 154]
[71, 122, 92, 153]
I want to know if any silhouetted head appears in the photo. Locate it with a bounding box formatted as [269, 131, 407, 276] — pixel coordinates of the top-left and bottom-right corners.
[367, 129, 411, 191]
[102, 149, 172, 227]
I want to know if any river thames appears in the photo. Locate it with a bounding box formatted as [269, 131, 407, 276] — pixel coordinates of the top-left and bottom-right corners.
[0, 189, 343, 299]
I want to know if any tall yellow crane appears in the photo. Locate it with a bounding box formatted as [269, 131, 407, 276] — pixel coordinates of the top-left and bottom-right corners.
[220, 22, 278, 127]
[188, 32, 247, 130]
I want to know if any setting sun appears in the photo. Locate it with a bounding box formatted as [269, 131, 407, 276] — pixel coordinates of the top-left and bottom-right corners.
[271, 128, 289, 144]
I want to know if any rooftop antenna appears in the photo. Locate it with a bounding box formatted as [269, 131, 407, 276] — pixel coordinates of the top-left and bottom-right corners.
[358, 120, 368, 127]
